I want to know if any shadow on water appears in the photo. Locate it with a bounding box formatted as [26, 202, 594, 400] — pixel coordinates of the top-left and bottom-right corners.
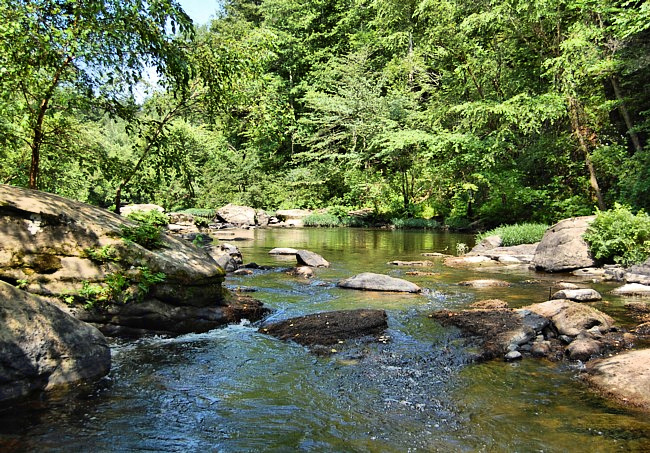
[2, 228, 650, 451]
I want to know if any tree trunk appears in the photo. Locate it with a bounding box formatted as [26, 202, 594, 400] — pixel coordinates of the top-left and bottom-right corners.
[568, 96, 606, 210]
[611, 77, 643, 153]
[28, 55, 74, 189]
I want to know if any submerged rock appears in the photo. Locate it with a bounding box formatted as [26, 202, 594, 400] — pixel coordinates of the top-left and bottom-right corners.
[296, 249, 330, 268]
[0, 281, 110, 402]
[338, 272, 421, 293]
[584, 348, 650, 412]
[458, 279, 511, 288]
[430, 308, 551, 361]
[287, 266, 314, 278]
[387, 260, 434, 267]
[259, 309, 388, 347]
[533, 216, 596, 272]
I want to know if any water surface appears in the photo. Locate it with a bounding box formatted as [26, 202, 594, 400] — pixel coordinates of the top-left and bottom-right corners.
[2, 228, 649, 452]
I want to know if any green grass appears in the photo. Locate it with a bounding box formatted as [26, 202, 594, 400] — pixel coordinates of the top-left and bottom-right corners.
[303, 213, 342, 227]
[476, 223, 549, 247]
[391, 218, 441, 229]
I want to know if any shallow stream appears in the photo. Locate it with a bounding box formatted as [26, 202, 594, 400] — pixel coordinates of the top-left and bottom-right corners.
[2, 228, 649, 452]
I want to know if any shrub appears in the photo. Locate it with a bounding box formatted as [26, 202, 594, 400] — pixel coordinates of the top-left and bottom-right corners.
[121, 210, 167, 249]
[176, 208, 216, 219]
[476, 223, 549, 247]
[303, 213, 342, 227]
[583, 204, 650, 266]
[84, 245, 119, 263]
[391, 218, 441, 229]
[120, 222, 164, 249]
[125, 209, 169, 227]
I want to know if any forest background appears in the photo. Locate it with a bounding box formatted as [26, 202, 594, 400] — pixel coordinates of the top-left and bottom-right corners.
[1, 0, 649, 229]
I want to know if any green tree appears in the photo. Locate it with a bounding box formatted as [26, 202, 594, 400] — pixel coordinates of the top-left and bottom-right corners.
[0, 0, 193, 189]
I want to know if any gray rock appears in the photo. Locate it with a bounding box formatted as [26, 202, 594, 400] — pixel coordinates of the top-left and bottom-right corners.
[216, 204, 257, 226]
[525, 299, 614, 337]
[256, 210, 270, 227]
[469, 235, 502, 254]
[551, 288, 602, 302]
[505, 350, 522, 361]
[566, 336, 602, 361]
[533, 216, 596, 272]
[296, 249, 330, 268]
[0, 184, 265, 336]
[585, 349, 650, 411]
[611, 283, 650, 297]
[0, 281, 110, 402]
[531, 341, 552, 357]
[625, 258, 650, 285]
[338, 272, 421, 293]
[269, 247, 299, 255]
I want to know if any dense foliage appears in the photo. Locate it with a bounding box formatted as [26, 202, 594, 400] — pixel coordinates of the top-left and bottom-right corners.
[2, 0, 650, 227]
[584, 204, 650, 266]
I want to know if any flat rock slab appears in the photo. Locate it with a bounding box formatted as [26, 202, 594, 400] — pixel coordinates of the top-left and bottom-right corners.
[259, 309, 388, 346]
[611, 283, 650, 297]
[338, 272, 421, 293]
[525, 299, 614, 337]
[585, 348, 650, 411]
[444, 255, 496, 268]
[551, 288, 602, 302]
[458, 279, 511, 288]
[269, 248, 299, 255]
[296, 249, 330, 267]
[387, 260, 434, 266]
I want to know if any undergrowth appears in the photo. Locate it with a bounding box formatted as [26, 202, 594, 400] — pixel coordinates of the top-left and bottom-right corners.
[476, 223, 549, 247]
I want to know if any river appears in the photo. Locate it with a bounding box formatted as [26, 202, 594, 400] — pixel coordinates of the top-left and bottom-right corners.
[2, 228, 649, 452]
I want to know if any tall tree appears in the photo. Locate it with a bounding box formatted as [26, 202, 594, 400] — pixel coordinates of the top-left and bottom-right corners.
[0, 0, 193, 189]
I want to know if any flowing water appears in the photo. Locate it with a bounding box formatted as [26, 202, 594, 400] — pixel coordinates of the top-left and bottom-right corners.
[2, 228, 650, 452]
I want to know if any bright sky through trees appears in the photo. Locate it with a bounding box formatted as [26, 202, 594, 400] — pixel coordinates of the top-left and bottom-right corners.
[177, 0, 220, 25]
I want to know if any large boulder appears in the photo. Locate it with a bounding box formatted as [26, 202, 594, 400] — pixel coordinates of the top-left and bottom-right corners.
[0, 184, 267, 336]
[216, 204, 257, 226]
[532, 216, 597, 272]
[0, 281, 110, 402]
[585, 349, 650, 412]
[338, 272, 421, 293]
[525, 299, 614, 337]
[259, 309, 388, 347]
